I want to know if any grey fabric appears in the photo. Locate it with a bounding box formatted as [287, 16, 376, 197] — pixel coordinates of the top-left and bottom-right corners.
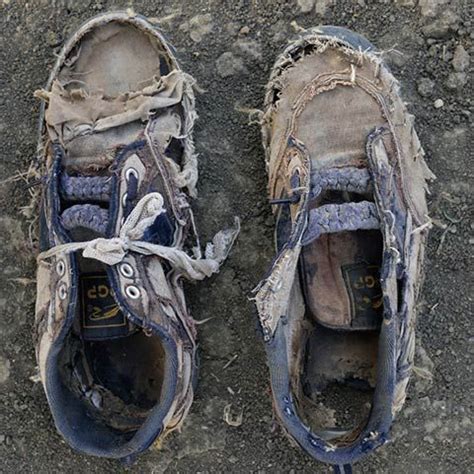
[311, 167, 372, 197]
[60, 174, 111, 202]
[302, 201, 380, 245]
[61, 204, 109, 234]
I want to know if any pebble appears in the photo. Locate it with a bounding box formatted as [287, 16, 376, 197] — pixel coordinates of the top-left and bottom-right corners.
[0, 355, 10, 383]
[419, 0, 450, 17]
[452, 45, 470, 72]
[45, 30, 62, 47]
[183, 14, 213, 43]
[417, 77, 435, 97]
[216, 52, 246, 78]
[434, 99, 444, 108]
[297, 0, 315, 13]
[235, 40, 262, 60]
[395, 0, 416, 7]
[422, 10, 459, 39]
[315, 0, 334, 15]
[239, 26, 250, 35]
[446, 72, 467, 90]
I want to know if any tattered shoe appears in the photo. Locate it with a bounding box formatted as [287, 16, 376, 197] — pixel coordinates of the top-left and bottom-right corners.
[254, 26, 434, 470]
[33, 12, 238, 460]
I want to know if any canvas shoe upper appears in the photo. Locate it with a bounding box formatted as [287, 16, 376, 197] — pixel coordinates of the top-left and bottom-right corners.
[254, 26, 434, 469]
[33, 12, 238, 461]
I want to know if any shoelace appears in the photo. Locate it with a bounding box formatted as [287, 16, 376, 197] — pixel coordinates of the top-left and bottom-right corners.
[270, 167, 380, 245]
[303, 167, 379, 245]
[38, 192, 239, 281]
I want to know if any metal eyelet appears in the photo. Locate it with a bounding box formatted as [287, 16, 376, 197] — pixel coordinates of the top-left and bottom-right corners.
[58, 284, 67, 300]
[119, 263, 134, 278]
[121, 192, 128, 206]
[125, 285, 140, 299]
[56, 259, 65, 276]
[125, 167, 138, 181]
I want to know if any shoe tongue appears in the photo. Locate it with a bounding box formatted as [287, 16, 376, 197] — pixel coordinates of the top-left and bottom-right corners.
[79, 272, 135, 341]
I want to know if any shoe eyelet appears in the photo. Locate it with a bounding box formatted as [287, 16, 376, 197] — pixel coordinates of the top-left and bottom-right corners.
[58, 284, 67, 300]
[119, 263, 134, 278]
[56, 260, 65, 276]
[125, 285, 140, 299]
[125, 167, 138, 181]
[121, 192, 128, 207]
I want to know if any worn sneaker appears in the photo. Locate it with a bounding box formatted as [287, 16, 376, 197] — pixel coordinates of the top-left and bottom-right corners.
[254, 26, 434, 470]
[33, 12, 238, 460]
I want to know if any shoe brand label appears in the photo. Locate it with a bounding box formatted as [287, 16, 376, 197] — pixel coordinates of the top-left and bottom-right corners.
[342, 263, 383, 328]
[80, 274, 128, 340]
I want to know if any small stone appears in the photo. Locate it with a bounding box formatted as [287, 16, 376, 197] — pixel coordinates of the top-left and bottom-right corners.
[434, 99, 444, 108]
[235, 40, 262, 60]
[446, 72, 467, 90]
[452, 45, 470, 72]
[216, 52, 246, 78]
[187, 14, 213, 43]
[422, 10, 459, 39]
[419, 0, 449, 17]
[297, 0, 315, 13]
[45, 30, 62, 47]
[395, 0, 416, 6]
[239, 26, 250, 35]
[0, 356, 10, 384]
[417, 77, 435, 97]
[315, 0, 334, 15]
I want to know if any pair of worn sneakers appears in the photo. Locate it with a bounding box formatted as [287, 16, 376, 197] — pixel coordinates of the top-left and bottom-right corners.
[33, 12, 433, 470]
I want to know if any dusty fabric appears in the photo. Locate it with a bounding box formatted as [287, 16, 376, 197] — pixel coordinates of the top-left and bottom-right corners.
[33, 12, 239, 459]
[311, 167, 372, 196]
[61, 203, 109, 234]
[254, 27, 434, 465]
[36, 70, 192, 144]
[60, 174, 111, 201]
[302, 201, 379, 245]
[39, 193, 240, 281]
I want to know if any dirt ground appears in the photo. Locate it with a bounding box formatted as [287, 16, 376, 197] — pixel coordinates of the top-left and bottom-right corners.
[0, 0, 472, 472]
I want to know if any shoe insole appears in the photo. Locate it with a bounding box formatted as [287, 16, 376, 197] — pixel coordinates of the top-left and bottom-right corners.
[298, 229, 383, 431]
[85, 331, 165, 410]
[300, 229, 383, 330]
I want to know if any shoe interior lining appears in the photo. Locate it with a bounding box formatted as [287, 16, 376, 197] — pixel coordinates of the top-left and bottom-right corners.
[58, 257, 166, 433]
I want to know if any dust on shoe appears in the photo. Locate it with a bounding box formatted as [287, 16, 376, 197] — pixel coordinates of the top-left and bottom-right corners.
[33, 11, 238, 461]
[254, 26, 434, 470]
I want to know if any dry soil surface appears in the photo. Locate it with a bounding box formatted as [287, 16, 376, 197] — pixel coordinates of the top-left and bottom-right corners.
[0, 0, 472, 473]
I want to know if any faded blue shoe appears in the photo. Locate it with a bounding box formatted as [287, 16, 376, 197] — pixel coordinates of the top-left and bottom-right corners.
[254, 26, 434, 470]
[33, 12, 238, 460]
